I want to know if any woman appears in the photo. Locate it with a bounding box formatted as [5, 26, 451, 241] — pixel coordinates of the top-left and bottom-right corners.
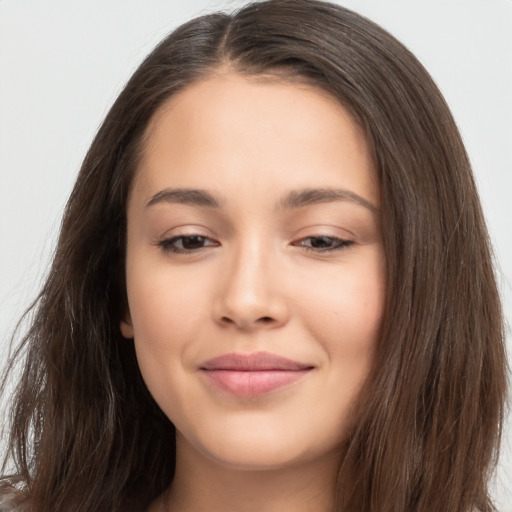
[0, 1, 507, 511]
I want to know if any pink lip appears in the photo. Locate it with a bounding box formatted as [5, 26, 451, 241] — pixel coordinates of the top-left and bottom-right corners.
[199, 352, 314, 397]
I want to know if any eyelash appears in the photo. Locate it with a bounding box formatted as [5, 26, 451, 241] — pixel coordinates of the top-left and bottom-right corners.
[158, 234, 354, 254]
[158, 235, 218, 254]
[293, 235, 354, 253]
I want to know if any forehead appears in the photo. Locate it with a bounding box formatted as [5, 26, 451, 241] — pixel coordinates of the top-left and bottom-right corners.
[131, 71, 378, 208]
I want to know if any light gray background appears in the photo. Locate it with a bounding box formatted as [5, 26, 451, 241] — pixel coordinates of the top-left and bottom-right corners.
[1, 0, 511, 509]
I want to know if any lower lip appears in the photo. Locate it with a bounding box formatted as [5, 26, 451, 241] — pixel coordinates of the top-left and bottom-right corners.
[201, 369, 311, 397]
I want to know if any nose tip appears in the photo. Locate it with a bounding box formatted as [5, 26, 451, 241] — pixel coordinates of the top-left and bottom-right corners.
[213, 251, 290, 331]
[216, 293, 289, 331]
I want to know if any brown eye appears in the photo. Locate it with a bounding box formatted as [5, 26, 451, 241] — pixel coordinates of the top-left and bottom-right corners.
[294, 236, 353, 252]
[159, 235, 218, 253]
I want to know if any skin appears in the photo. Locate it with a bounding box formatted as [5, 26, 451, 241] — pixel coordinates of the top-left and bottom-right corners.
[121, 70, 386, 512]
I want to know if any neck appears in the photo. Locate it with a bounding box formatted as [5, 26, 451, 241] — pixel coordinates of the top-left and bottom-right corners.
[160, 434, 341, 512]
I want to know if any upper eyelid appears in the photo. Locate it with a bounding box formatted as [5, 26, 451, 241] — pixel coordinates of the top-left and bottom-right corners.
[162, 234, 218, 244]
[295, 235, 351, 242]
[157, 226, 214, 240]
[157, 234, 219, 254]
[157, 230, 353, 242]
[157, 234, 353, 252]
[293, 235, 353, 247]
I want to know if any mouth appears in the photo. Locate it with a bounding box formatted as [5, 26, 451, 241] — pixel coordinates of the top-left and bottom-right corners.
[199, 352, 314, 397]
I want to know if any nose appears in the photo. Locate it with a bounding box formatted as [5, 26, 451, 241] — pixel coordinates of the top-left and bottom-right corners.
[212, 238, 290, 331]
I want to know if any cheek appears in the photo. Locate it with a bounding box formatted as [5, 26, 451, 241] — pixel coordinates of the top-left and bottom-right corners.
[298, 255, 385, 370]
[125, 263, 210, 401]
[127, 257, 209, 341]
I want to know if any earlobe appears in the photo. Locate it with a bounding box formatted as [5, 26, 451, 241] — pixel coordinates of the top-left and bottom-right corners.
[120, 314, 134, 339]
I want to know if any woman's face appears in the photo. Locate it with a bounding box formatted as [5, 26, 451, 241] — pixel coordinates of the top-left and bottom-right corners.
[122, 71, 385, 471]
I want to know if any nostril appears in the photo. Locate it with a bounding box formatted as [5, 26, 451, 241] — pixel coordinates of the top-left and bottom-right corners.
[217, 311, 283, 329]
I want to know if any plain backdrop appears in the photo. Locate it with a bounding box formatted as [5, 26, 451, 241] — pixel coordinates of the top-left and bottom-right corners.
[1, 0, 511, 509]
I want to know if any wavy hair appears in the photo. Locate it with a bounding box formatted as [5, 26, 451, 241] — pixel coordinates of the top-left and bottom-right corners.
[1, 1, 507, 511]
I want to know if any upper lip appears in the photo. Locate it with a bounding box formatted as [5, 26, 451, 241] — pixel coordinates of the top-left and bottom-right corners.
[200, 352, 313, 371]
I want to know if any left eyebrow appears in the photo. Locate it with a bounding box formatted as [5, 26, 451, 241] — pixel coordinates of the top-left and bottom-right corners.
[278, 188, 378, 213]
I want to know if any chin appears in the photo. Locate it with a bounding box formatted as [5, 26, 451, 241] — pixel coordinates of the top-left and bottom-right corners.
[202, 444, 311, 472]
[181, 420, 343, 473]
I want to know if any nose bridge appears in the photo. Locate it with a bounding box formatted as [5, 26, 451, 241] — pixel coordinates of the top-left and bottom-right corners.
[231, 234, 268, 296]
[214, 231, 288, 329]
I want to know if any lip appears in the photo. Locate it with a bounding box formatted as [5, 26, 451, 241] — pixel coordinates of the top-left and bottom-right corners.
[199, 352, 314, 397]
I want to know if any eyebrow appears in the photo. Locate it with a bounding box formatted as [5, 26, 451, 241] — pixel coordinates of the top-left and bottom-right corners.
[145, 188, 224, 208]
[278, 187, 378, 212]
[145, 186, 378, 212]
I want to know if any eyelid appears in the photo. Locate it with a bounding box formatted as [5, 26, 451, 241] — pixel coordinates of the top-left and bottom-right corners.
[154, 225, 356, 256]
[157, 231, 220, 254]
[291, 235, 354, 253]
[155, 224, 214, 243]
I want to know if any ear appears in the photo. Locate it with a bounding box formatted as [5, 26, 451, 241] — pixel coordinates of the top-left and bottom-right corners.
[120, 312, 134, 339]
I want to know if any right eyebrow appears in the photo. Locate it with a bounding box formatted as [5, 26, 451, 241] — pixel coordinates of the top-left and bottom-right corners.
[145, 188, 224, 208]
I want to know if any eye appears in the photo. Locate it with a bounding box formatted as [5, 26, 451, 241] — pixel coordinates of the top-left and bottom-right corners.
[158, 235, 219, 254]
[293, 235, 354, 253]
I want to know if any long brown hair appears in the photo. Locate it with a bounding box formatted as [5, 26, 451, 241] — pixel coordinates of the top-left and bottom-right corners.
[1, 1, 507, 510]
